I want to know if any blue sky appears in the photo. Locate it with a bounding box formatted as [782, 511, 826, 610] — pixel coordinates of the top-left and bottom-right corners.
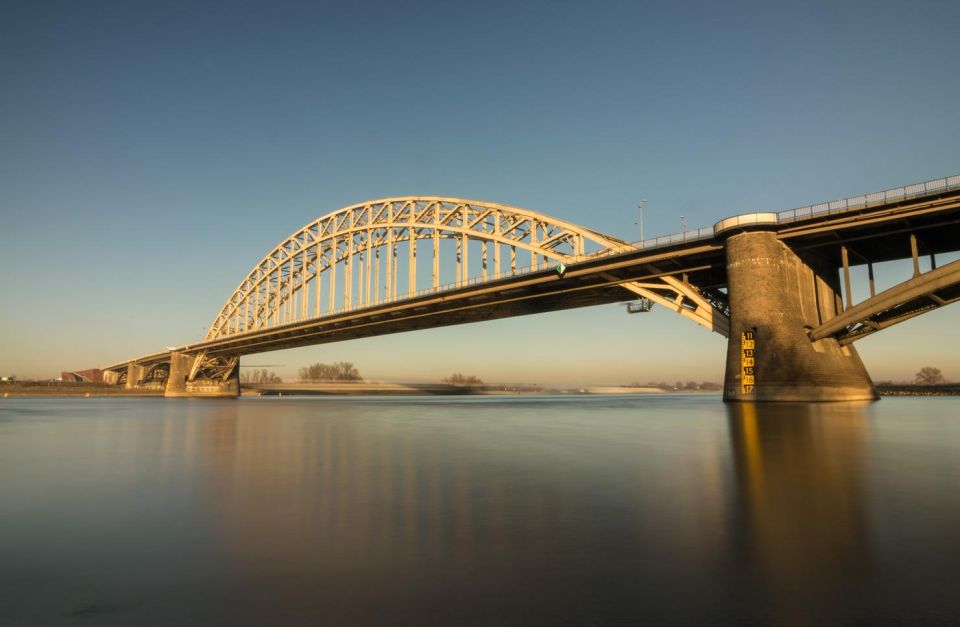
[1, 0, 958, 384]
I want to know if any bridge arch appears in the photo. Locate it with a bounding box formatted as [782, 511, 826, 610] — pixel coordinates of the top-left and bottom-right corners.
[206, 197, 631, 339]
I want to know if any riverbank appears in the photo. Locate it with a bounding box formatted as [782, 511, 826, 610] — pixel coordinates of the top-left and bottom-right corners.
[0, 383, 163, 397]
[7, 382, 954, 398]
[876, 384, 960, 396]
[1, 382, 677, 397]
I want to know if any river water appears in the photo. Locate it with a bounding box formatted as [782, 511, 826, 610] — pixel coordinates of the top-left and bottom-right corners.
[1, 395, 959, 626]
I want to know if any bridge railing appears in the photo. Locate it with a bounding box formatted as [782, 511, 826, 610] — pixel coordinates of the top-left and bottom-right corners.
[777, 173, 960, 223]
[628, 226, 715, 250]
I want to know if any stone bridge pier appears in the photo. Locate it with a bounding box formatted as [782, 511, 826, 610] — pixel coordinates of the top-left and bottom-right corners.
[125, 363, 146, 390]
[718, 220, 876, 402]
[164, 351, 240, 398]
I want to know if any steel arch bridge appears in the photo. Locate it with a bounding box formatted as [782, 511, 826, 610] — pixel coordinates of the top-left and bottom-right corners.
[101, 173, 960, 401]
[206, 197, 635, 340]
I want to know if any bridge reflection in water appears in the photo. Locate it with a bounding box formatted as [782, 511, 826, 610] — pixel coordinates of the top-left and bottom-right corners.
[727, 403, 870, 625]
[11, 398, 958, 625]
[105, 398, 946, 626]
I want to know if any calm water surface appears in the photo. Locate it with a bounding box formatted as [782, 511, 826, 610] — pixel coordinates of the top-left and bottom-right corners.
[1, 395, 959, 626]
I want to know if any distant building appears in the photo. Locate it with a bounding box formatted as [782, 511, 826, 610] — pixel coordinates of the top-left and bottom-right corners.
[60, 369, 103, 383]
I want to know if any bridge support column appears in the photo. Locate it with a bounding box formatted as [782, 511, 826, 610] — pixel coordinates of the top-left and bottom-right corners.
[125, 364, 145, 390]
[164, 351, 239, 398]
[164, 351, 193, 396]
[723, 231, 876, 402]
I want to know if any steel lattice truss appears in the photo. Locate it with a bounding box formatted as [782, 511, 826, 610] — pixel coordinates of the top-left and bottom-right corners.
[206, 197, 633, 339]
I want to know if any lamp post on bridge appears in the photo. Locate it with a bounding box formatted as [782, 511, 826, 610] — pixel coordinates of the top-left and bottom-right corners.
[636, 199, 647, 242]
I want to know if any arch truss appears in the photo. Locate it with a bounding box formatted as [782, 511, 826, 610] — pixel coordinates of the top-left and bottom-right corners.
[206, 197, 633, 340]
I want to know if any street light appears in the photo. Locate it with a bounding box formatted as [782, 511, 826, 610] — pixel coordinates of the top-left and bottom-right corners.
[636, 199, 647, 242]
[680, 215, 688, 233]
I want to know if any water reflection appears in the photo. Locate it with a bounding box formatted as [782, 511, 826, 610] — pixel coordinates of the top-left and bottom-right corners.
[727, 402, 871, 625]
[3, 397, 960, 626]
[183, 398, 737, 625]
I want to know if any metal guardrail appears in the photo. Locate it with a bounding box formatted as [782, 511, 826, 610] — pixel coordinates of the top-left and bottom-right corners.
[777, 173, 960, 223]
[629, 226, 715, 250]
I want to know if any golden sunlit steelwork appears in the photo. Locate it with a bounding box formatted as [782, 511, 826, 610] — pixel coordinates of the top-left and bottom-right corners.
[206, 197, 633, 339]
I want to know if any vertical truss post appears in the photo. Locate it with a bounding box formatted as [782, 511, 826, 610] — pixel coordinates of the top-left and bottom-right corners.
[386, 204, 394, 301]
[329, 236, 337, 313]
[345, 221, 354, 310]
[408, 207, 416, 296]
[841, 245, 853, 310]
[357, 248, 364, 308]
[278, 264, 284, 325]
[254, 283, 261, 330]
[482, 240, 488, 281]
[276, 273, 281, 325]
[313, 240, 322, 318]
[286, 257, 294, 323]
[461, 232, 468, 285]
[365, 229, 372, 305]
[274, 269, 281, 326]
[456, 237, 462, 287]
[530, 220, 538, 271]
[277, 268, 283, 325]
[868, 262, 875, 298]
[300, 251, 307, 320]
[432, 209, 440, 290]
[494, 213, 502, 278]
[374, 248, 381, 304]
[910, 233, 920, 277]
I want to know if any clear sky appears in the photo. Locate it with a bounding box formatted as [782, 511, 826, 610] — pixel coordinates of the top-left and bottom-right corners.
[1, 0, 958, 385]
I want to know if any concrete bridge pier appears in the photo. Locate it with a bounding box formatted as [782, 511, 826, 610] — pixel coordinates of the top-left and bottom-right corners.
[125, 363, 146, 390]
[164, 351, 239, 398]
[722, 229, 877, 402]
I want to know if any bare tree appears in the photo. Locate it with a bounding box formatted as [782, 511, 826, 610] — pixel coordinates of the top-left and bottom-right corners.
[240, 369, 282, 384]
[444, 373, 483, 386]
[915, 367, 946, 385]
[299, 362, 362, 381]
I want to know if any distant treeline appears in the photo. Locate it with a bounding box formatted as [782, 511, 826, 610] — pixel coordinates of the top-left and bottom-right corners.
[635, 381, 723, 391]
[299, 362, 363, 382]
[443, 373, 483, 386]
[876, 383, 960, 396]
[241, 369, 282, 384]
